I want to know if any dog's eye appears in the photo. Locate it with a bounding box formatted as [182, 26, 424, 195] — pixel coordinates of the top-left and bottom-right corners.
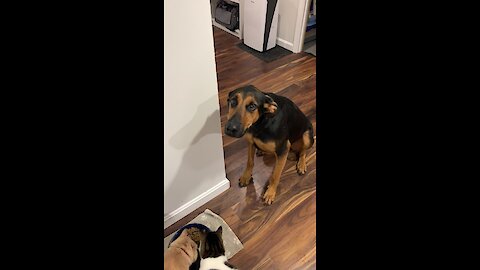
[230, 99, 237, 107]
[247, 103, 257, 112]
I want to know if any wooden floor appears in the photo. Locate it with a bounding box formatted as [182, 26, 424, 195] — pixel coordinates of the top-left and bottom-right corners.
[165, 27, 317, 269]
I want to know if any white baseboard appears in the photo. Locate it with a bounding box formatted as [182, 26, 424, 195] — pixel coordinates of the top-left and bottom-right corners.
[164, 178, 230, 229]
[276, 37, 294, 52]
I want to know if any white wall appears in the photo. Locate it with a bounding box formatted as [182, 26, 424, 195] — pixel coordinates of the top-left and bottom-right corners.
[277, 0, 299, 47]
[275, 0, 302, 51]
[164, 0, 229, 229]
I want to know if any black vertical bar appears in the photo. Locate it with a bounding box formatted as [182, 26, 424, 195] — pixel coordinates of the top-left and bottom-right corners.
[262, 0, 278, 51]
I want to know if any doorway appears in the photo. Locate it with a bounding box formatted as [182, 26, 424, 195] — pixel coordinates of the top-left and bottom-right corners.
[292, 0, 316, 55]
[303, 0, 316, 55]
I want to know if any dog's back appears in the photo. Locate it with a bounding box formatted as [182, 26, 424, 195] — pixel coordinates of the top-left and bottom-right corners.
[263, 92, 314, 144]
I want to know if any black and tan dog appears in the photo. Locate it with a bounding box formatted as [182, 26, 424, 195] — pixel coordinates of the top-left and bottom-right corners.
[224, 85, 314, 205]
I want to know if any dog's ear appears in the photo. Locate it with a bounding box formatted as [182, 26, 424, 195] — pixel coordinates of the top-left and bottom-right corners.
[263, 95, 278, 114]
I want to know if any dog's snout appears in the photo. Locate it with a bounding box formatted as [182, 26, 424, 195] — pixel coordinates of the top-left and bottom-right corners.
[226, 124, 238, 134]
[225, 121, 243, 138]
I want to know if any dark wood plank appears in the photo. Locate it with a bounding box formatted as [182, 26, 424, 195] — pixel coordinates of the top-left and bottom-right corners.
[165, 27, 317, 269]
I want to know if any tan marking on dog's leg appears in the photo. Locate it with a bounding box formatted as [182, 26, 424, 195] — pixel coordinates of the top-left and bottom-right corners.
[297, 149, 307, 175]
[239, 142, 255, 187]
[297, 130, 313, 175]
[263, 141, 290, 205]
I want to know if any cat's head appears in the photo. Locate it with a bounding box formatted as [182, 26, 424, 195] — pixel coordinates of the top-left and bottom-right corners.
[200, 226, 225, 259]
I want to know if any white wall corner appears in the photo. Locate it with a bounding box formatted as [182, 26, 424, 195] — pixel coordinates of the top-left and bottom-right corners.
[163, 178, 230, 230]
[276, 37, 294, 52]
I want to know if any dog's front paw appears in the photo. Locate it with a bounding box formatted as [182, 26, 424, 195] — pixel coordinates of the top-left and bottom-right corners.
[296, 160, 307, 175]
[239, 176, 253, 187]
[262, 186, 277, 205]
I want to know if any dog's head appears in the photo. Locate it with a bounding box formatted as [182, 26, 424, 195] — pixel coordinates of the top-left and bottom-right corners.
[225, 85, 278, 138]
[169, 229, 198, 263]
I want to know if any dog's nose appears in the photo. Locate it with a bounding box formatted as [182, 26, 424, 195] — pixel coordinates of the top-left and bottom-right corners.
[226, 124, 238, 134]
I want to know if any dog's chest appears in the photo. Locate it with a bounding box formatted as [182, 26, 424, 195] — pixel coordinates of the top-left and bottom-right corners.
[244, 133, 276, 153]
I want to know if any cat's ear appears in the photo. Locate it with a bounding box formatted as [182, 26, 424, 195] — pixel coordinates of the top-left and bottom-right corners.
[216, 226, 223, 235]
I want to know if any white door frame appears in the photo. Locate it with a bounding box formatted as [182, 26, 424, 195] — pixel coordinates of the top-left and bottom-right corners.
[292, 0, 312, 53]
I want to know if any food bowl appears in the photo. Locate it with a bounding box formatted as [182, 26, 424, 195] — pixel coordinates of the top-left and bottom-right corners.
[168, 223, 211, 247]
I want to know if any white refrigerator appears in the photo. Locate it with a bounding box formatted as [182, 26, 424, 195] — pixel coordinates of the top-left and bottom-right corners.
[243, 0, 279, 52]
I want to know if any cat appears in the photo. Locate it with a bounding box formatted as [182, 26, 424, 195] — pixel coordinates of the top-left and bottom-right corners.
[164, 229, 199, 270]
[198, 226, 238, 270]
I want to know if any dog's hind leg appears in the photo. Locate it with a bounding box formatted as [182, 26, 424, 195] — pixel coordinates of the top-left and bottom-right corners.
[289, 139, 303, 161]
[296, 129, 314, 175]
